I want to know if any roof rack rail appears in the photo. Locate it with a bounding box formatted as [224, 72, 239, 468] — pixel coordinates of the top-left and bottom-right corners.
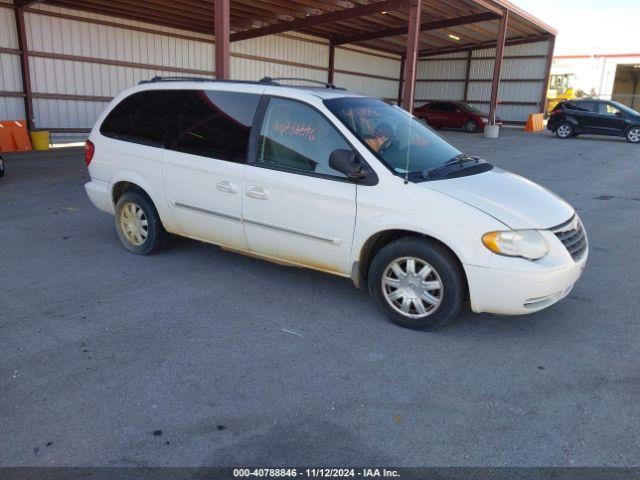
[139, 76, 266, 86]
[259, 76, 345, 90]
[139, 76, 213, 84]
[138, 76, 346, 90]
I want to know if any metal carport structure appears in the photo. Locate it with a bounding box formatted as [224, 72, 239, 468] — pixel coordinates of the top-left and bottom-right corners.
[0, 0, 556, 136]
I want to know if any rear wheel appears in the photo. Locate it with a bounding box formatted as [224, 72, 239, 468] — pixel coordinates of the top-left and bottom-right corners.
[626, 127, 640, 144]
[115, 190, 168, 255]
[368, 237, 465, 330]
[464, 119, 478, 133]
[556, 122, 574, 139]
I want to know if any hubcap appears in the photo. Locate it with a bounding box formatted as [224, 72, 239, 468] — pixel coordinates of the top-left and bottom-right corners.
[120, 202, 148, 246]
[381, 257, 443, 319]
[629, 129, 640, 143]
[557, 124, 571, 137]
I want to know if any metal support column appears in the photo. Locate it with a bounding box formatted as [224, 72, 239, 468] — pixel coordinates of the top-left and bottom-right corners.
[539, 35, 556, 115]
[15, 7, 34, 130]
[489, 9, 508, 125]
[397, 54, 406, 105]
[215, 0, 230, 79]
[401, 0, 422, 112]
[463, 50, 472, 101]
[328, 43, 335, 85]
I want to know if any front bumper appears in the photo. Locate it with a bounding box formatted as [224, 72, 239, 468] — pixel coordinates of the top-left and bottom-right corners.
[464, 249, 588, 315]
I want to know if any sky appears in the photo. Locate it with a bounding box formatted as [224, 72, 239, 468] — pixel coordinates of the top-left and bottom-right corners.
[510, 0, 639, 55]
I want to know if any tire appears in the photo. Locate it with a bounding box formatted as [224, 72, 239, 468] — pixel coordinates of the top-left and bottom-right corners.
[368, 237, 465, 330]
[464, 119, 478, 133]
[115, 190, 169, 255]
[0, 156, 4, 177]
[626, 127, 640, 144]
[555, 122, 574, 139]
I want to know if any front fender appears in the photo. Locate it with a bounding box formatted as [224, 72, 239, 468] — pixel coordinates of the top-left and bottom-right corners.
[352, 180, 508, 271]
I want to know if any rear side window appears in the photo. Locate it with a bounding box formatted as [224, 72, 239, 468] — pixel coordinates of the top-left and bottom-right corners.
[165, 90, 260, 163]
[100, 90, 175, 147]
[567, 101, 596, 112]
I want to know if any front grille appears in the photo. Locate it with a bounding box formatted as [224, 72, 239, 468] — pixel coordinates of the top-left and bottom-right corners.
[551, 215, 588, 261]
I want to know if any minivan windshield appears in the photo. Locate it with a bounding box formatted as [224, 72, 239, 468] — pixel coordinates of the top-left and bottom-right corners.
[325, 97, 463, 181]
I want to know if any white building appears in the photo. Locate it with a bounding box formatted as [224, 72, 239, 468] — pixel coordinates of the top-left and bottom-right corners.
[551, 53, 640, 109]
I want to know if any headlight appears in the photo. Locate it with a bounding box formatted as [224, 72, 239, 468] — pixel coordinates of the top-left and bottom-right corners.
[482, 230, 548, 260]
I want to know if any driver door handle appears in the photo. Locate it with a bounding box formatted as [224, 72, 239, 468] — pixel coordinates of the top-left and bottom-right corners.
[246, 185, 270, 200]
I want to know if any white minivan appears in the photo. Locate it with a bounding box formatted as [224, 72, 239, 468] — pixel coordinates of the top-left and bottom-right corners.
[84, 77, 588, 330]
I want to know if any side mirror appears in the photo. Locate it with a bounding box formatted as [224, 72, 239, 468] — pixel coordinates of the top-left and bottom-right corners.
[329, 149, 366, 180]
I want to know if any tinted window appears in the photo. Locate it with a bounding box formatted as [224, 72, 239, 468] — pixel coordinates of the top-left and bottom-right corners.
[256, 97, 351, 178]
[441, 102, 456, 112]
[165, 90, 259, 163]
[598, 102, 622, 116]
[569, 101, 597, 112]
[428, 102, 444, 111]
[100, 90, 176, 146]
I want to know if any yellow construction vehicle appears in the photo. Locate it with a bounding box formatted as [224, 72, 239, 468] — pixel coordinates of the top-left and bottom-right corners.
[546, 73, 576, 113]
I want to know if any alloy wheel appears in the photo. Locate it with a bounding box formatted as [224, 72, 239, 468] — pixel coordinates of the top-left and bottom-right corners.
[628, 128, 640, 143]
[557, 124, 572, 138]
[381, 256, 443, 319]
[465, 120, 478, 133]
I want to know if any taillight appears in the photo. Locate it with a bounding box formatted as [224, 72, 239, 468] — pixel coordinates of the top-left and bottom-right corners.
[84, 140, 95, 167]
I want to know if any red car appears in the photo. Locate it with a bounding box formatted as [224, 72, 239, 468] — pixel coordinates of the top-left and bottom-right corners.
[413, 101, 501, 133]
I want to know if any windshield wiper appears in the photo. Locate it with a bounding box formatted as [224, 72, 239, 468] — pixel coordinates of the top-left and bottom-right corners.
[422, 153, 478, 179]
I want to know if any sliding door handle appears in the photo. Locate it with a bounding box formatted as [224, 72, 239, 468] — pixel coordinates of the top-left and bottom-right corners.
[246, 186, 270, 200]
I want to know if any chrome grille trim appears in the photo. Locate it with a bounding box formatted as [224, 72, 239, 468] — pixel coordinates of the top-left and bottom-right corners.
[551, 215, 588, 261]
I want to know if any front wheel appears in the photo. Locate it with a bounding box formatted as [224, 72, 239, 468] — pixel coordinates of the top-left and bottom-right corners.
[368, 237, 465, 330]
[115, 190, 168, 255]
[464, 119, 478, 133]
[555, 122, 574, 139]
[626, 127, 640, 144]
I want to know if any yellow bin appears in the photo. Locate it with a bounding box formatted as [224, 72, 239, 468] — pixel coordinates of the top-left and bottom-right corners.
[30, 129, 51, 151]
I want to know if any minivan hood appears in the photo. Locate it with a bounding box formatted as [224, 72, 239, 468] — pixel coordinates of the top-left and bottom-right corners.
[424, 168, 574, 229]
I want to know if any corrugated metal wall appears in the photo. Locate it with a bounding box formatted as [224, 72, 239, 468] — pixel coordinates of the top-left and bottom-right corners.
[0, 1, 400, 141]
[1, 0, 550, 133]
[0, 1, 25, 120]
[334, 46, 400, 101]
[416, 40, 550, 122]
